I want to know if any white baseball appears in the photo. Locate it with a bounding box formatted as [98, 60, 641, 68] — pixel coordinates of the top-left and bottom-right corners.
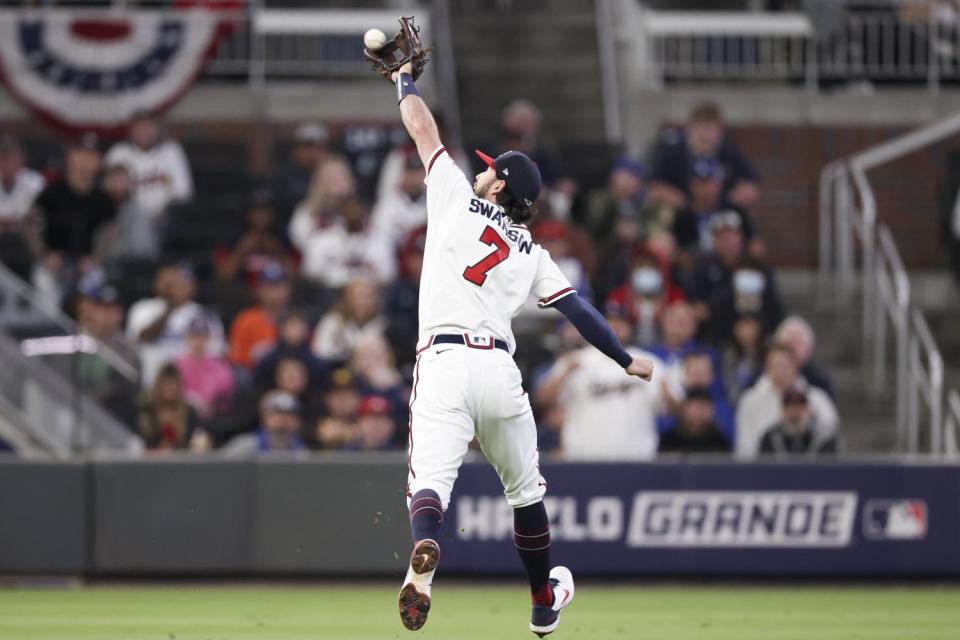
[364, 28, 387, 50]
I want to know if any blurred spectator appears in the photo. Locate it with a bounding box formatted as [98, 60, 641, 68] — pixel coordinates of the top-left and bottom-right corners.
[223, 390, 306, 456]
[605, 246, 684, 347]
[535, 309, 664, 460]
[0, 134, 44, 280]
[350, 332, 407, 439]
[271, 355, 326, 429]
[722, 311, 767, 401]
[377, 113, 468, 201]
[384, 226, 426, 368]
[314, 367, 361, 449]
[759, 387, 839, 457]
[136, 363, 200, 451]
[736, 343, 839, 458]
[296, 195, 393, 287]
[175, 317, 235, 421]
[105, 110, 192, 222]
[312, 277, 387, 363]
[649, 300, 725, 392]
[370, 146, 427, 256]
[773, 316, 834, 398]
[288, 155, 356, 249]
[75, 280, 140, 424]
[657, 387, 731, 454]
[229, 262, 291, 369]
[532, 220, 592, 298]
[253, 310, 328, 391]
[582, 156, 651, 256]
[126, 263, 225, 387]
[687, 212, 785, 346]
[271, 122, 332, 232]
[98, 162, 159, 261]
[659, 350, 735, 444]
[216, 189, 291, 286]
[30, 134, 115, 303]
[647, 101, 760, 210]
[349, 394, 399, 451]
[479, 99, 559, 187]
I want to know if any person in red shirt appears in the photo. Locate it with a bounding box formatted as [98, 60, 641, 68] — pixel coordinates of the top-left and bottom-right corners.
[229, 262, 291, 368]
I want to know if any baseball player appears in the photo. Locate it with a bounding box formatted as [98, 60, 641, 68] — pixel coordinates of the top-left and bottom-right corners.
[365, 21, 653, 637]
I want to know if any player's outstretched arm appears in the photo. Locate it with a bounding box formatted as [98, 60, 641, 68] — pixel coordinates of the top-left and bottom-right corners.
[552, 294, 654, 381]
[391, 62, 442, 169]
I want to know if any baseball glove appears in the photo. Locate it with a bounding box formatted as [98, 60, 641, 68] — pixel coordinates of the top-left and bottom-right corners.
[363, 16, 430, 82]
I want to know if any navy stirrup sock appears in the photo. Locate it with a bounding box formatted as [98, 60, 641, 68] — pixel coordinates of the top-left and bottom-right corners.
[409, 489, 444, 543]
[514, 501, 553, 606]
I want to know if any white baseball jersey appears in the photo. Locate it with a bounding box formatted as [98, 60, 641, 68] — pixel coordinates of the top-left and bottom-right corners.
[418, 146, 575, 353]
[106, 140, 193, 220]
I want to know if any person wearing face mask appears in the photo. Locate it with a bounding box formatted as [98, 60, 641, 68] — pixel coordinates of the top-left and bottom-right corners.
[604, 246, 684, 347]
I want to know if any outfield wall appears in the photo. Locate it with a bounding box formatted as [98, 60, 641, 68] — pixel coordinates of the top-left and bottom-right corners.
[1, 455, 957, 577]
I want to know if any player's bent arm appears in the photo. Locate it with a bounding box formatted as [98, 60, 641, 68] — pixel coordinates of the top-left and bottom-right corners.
[391, 63, 442, 169]
[552, 295, 654, 381]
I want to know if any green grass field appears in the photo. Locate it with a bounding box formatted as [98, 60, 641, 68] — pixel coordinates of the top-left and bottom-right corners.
[1, 584, 958, 640]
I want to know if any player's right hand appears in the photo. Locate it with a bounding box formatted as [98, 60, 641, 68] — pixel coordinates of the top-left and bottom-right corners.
[625, 356, 654, 381]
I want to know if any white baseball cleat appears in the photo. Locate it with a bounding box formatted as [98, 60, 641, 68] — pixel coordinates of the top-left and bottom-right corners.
[529, 566, 575, 637]
[398, 538, 440, 631]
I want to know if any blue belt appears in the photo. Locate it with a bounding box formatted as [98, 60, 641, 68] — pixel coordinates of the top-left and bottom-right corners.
[433, 334, 509, 352]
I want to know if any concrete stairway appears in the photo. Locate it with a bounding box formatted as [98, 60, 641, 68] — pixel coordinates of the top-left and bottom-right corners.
[448, 0, 606, 147]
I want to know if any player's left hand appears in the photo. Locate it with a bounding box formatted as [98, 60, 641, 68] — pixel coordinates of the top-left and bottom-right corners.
[625, 356, 654, 381]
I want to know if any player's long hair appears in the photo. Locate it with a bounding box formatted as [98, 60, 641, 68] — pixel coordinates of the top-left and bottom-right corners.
[497, 187, 536, 225]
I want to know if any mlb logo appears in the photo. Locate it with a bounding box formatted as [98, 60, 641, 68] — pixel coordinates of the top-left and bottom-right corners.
[863, 499, 928, 540]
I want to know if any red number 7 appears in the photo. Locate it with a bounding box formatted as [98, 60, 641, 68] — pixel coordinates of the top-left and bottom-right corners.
[463, 226, 510, 286]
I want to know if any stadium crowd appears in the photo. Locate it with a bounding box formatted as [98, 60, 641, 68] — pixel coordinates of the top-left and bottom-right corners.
[0, 100, 840, 459]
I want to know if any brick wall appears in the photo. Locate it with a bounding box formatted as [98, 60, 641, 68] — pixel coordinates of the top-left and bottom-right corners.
[728, 124, 954, 269]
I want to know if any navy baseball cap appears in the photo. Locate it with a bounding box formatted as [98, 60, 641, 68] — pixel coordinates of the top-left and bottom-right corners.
[475, 149, 542, 207]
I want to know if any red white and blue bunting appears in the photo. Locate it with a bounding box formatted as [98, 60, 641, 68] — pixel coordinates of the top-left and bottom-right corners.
[0, 9, 227, 132]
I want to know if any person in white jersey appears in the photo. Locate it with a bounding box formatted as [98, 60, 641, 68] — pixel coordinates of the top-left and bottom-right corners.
[387, 61, 654, 637]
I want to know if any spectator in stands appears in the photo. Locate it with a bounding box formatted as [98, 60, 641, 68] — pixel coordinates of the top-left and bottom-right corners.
[532, 220, 592, 298]
[75, 280, 140, 424]
[647, 101, 760, 210]
[136, 363, 200, 451]
[350, 332, 407, 439]
[98, 162, 159, 261]
[223, 390, 306, 456]
[687, 212, 785, 346]
[582, 155, 649, 257]
[30, 134, 115, 304]
[723, 311, 767, 401]
[296, 195, 394, 287]
[657, 387, 731, 454]
[271, 122, 332, 232]
[0, 134, 44, 280]
[384, 226, 425, 369]
[534, 306, 664, 460]
[491, 99, 558, 187]
[649, 300, 724, 392]
[229, 261, 291, 369]
[346, 394, 398, 451]
[312, 277, 387, 364]
[736, 343, 839, 458]
[288, 155, 356, 248]
[175, 317, 235, 421]
[370, 146, 427, 256]
[253, 310, 328, 392]
[605, 245, 684, 347]
[105, 110, 193, 223]
[759, 387, 839, 457]
[271, 355, 325, 430]
[216, 189, 292, 286]
[314, 367, 361, 449]
[126, 263, 225, 387]
[774, 316, 834, 398]
[659, 350, 735, 444]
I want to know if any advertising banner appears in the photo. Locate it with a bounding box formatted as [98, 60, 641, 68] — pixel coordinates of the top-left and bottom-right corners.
[441, 462, 960, 576]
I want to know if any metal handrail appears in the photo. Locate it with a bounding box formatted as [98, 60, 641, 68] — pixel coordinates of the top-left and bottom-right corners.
[0, 263, 139, 383]
[946, 390, 960, 457]
[818, 114, 960, 455]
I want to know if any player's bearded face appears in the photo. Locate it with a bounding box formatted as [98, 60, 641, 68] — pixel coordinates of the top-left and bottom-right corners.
[473, 167, 498, 199]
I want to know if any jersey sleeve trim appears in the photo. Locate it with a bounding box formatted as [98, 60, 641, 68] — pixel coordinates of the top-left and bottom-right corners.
[426, 146, 446, 174]
[538, 287, 576, 308]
